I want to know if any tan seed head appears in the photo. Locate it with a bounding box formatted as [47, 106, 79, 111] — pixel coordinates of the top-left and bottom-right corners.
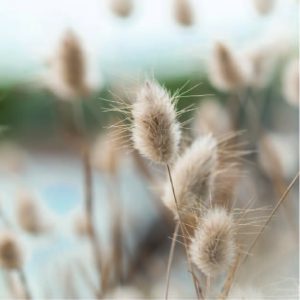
[132, 80, 181, 164]
[0, 231, 23, 270]
[189, 207, 236, 277]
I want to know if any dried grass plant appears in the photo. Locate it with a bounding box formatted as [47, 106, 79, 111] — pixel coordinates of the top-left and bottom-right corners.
[0, 3, 298, 299]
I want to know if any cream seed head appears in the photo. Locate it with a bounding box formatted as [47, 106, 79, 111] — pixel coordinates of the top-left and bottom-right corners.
[253, 0, 275, 15]
[189, 207, 236, 277]
[163, 134, 218, 219]
[209, 42, 249, 92]
[174, 0, 194, 27]
[258, 132, 298, 179]
[46, 30, 89, 101]
[59, 31, 87, 95]
[110, 0, 133, 18]
[132, 80, 181, 164]
[16, 190, 45, 235]
[0, 231, 23, 270]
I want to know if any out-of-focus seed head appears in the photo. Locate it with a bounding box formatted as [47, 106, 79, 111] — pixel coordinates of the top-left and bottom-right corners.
[189, 207, 236, 277]
[132, 80, 181, 164]
[209, 42, 250, 92]
[258, 132, 298, 180]
[253, 0, 275, 15]
[16, 190, 45, 235]
[46, 30, 89, 101]
[174, 0, 194, 27]
[163, 134, 218, 220]
[110, 0, 133, 18]
[0, 231, 23, 270]
[192, 98, 232, 137]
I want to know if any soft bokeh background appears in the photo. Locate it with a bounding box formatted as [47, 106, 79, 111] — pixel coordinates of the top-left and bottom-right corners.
[0, 0, 298, 298]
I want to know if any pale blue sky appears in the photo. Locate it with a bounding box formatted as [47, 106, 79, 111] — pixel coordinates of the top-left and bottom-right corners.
[0, 0, 297, 85]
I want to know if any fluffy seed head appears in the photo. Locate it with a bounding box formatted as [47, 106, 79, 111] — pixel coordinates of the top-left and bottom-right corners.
[110, 0, 133, 17]
[174, 0, 194, 27]
[46, 30, 89, 101]
[258, 132, 298, 179]
[163, 134, 218, 219]
[0, 231, 23, 269]
[189, 207, 236, 277]
[59, 31, 87, 94]
[132, 80, 181, 164]
[282, 58, 299, 107]
[209, 42, 249, 92]
[253, 0, 274, 15]
[16, 190, 45, 234]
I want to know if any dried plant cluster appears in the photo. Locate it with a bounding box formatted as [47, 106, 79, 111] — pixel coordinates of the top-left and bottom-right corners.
[0, 1, 299, 299]
[124, 77, 298, 298]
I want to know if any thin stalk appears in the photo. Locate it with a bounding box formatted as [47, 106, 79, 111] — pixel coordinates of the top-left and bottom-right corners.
[165, 221, 180, 300]
[82, 147, 104, 295]
[73, 101, 104, 296]
[219, 250, 241, 299]
[243, 172, 299, 264]
[166, 164, 203, 300]
[18, 269, 31, 300]
[238, 91, 297, 234]
[205, 276, 211, 298]
[106, 176, 124, 284]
